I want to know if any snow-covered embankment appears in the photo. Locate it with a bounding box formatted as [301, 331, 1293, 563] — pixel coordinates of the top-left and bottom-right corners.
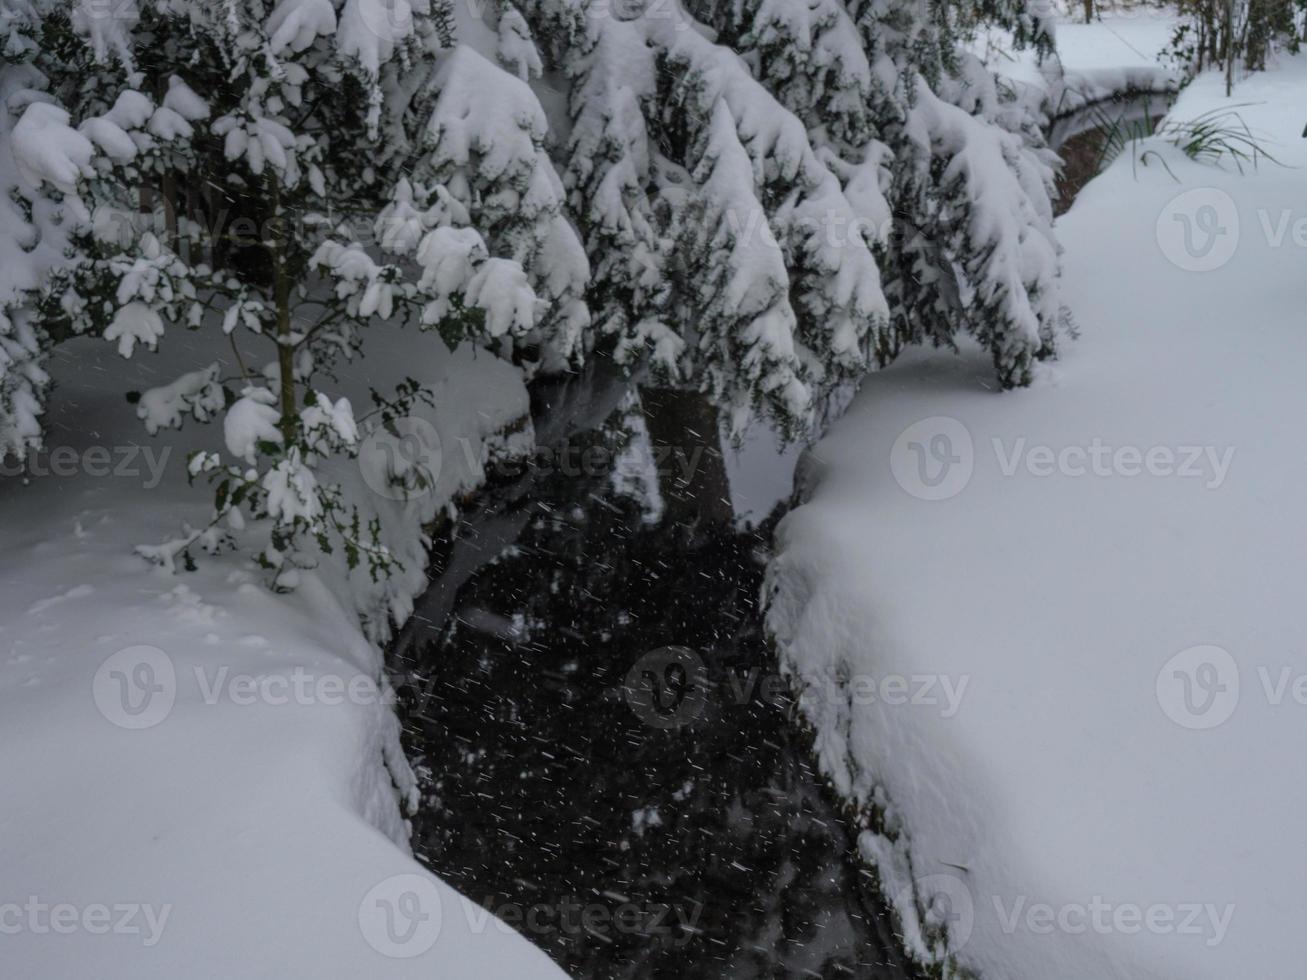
[766, 56, 1307, 980]
[0, 324, 566, 978]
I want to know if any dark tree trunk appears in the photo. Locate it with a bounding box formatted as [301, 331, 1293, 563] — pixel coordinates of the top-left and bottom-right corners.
[639, 386, 734, 530]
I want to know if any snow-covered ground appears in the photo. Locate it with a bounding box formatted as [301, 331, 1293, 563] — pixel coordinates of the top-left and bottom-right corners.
[0, 325, 566, 978]
[982, 10, 1179, 120]
[766, 54, 1307, 980]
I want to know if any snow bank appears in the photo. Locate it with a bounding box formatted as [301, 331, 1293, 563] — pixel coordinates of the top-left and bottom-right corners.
[766, 56, 1307, 979]
[1049, 15, 1180, 113]
[0, 323, 562, 978]
[981, 13, 1180, 131]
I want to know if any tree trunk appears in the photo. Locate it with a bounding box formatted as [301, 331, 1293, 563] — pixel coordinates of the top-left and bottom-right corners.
[1225, 0, 1236, 96]
[270, 179, 297, 443]
[639, 387, 734, 531]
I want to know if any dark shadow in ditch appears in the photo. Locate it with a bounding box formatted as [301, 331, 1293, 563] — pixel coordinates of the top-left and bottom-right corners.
[1050, 91, 1177, 214]
[388, 367, 920, 979]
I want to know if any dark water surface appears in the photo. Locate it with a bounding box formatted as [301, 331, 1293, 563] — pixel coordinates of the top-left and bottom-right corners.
[388, 368, 918, 979]
[1049, 91, 1176, 214]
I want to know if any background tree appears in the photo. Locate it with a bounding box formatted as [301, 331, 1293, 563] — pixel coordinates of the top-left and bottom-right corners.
[510, 0, 1065, 436]
[1168, 0, 1305, 85]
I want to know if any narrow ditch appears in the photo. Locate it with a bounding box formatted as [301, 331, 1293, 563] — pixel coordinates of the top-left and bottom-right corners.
[387, 365, 920, 979]
[380, 100, 1174, 974]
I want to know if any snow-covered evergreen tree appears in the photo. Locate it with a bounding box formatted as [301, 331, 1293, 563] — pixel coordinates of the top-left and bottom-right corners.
[521, 1, 888, 436]
[0, 0, 88, 460]
[421, 42, 591, 371]
[835, 0, 1063, 386]
[509, 0, 1065, 431]
[4, 0, 1069, 536]
[8, 0, 577, 585]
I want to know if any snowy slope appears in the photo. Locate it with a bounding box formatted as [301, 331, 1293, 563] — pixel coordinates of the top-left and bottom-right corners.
[983, 12, 1179, 122]
[766, 58, 1307, 979]
[1052, 13, 1179, 104]
[0, 325, 565, 978]
[0, 6, 581, 976]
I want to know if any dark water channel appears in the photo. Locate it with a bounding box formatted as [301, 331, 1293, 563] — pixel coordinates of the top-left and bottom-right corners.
[388, 366, 918, 979]
[1050, 91, 1176, 214]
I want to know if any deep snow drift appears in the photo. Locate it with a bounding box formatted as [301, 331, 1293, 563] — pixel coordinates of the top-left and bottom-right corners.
[0, 324, 566, 978]
[766, 56, 1307, 980]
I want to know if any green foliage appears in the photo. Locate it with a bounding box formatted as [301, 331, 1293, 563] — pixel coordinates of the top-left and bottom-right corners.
[1090, 102, 1284, 177]
[1160, 105, 1284, 170]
